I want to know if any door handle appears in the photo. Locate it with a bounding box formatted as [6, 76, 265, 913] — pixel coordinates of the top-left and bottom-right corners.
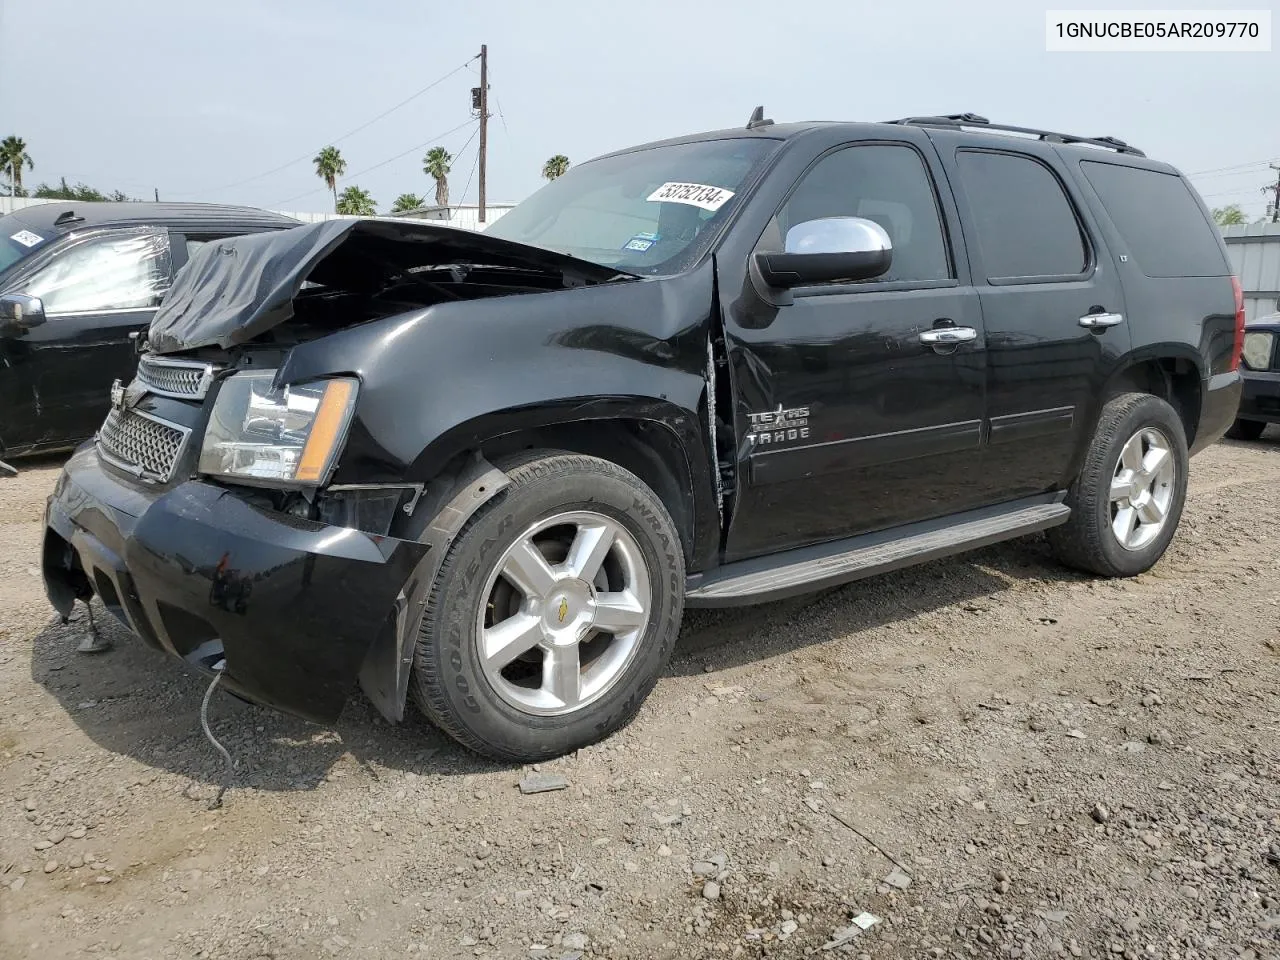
[1079, 312, 1124, 329]
[918, 327, 977, 346]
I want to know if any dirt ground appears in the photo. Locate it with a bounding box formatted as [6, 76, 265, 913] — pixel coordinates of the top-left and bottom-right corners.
[1, 439, 1276, 960]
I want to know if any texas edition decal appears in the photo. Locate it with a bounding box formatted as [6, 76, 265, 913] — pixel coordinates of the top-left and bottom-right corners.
[746, 405, 810, 446]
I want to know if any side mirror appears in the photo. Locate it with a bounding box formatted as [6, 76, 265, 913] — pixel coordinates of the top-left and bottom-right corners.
[0, 293, 47, 337]
[754, 217, 892, 288]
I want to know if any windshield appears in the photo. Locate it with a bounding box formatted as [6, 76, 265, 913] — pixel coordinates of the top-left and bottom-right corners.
[0, 217, 52, 279]
[487, 137, 777, 276]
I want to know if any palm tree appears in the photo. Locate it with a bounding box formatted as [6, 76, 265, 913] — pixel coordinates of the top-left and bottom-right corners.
[335, 185, 376, 216]
[1, 136, 34, 197]
[422, 147, 452, 207]
[542, 155, 570, 181]
[313, 146, 346, 211]
[390, 192, 426, 214]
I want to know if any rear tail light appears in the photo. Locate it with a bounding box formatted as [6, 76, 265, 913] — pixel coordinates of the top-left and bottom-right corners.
[1230, 276, 1246, 371]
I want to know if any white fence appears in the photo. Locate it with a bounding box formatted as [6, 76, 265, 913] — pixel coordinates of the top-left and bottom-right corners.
[1223, 222, 1280, 322]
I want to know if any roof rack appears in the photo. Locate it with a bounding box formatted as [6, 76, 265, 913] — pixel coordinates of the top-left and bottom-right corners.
[888, 114, 1145, 157]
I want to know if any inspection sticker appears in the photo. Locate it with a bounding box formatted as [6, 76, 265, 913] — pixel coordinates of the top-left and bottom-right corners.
[645, 182, 735, 211]
[10, 230, 43, 247]
[623, 231, 659, 252]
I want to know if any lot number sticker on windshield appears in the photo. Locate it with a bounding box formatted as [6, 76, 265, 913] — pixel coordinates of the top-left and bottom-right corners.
[10, 230, 43, 247]
[646, 182, 735, 211]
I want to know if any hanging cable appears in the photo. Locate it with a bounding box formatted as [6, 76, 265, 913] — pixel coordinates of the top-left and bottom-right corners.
[198, 665, 235, 810]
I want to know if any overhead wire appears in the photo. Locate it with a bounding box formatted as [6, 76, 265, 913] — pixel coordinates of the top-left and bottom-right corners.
[1186, 158, 1279, 179]
[271, 118, 478, 208]
[459, 133, 483, 206]
[449, 125, 482, 205]
[173, 56, 478, 197]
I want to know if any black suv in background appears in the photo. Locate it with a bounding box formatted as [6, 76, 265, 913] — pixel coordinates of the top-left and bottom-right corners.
[43, 112, 1243, 761]
[0, 202, 298, 465]
[1226, 312, 1280, 440]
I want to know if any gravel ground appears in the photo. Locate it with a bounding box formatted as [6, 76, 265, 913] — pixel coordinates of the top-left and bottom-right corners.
[1, 440, 1277, 960]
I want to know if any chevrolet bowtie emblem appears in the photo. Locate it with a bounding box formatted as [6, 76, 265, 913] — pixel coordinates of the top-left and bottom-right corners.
[110, 378, 146, 412]
[557, 597, 569, 624]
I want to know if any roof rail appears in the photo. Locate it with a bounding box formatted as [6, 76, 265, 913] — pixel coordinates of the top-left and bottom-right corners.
[887, 114, 1145, 157]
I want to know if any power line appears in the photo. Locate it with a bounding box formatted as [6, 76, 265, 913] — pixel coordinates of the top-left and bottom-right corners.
[1187, 157, 1280, 179]
[452, 125, 482, 202]
[173, 57, 478, 197]
[459, 133, 482, 205]
[1200, 185, 1271, 201]
[272, 118, 478, 208]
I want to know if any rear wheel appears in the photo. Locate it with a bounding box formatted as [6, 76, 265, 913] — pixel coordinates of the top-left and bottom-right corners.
[410, 451, 685, 761]
[1049, 393, 1188, 578]
[1225, 418, 1266, 442]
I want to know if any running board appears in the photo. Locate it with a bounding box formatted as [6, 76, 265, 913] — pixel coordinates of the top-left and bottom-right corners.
[686, 496, 1070, 607]
[0, 459, 16, 478]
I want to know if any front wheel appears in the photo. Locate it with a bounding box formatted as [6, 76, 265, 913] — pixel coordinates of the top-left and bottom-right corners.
[1225, 418, 1266, 442]
[1049, 393, 1189, 578]
[410, 451, 685, 761]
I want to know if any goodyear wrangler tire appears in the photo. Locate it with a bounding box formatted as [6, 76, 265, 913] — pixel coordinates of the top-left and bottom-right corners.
[409, 451, 685, 761]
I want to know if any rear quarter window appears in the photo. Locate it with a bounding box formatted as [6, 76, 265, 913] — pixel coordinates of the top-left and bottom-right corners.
[1080, 161, 1228, 278]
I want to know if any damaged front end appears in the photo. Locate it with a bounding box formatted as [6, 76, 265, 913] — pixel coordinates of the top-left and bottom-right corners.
[41, 218, 629, 724]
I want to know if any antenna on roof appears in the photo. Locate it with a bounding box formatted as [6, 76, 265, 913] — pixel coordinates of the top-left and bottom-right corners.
[53, 210, 85, 227]
[746, 105, 773, 130]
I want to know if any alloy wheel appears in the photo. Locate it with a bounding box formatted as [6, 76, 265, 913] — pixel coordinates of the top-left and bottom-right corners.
[1108, 426, 1176, 551]
[476, 511, 652, 716]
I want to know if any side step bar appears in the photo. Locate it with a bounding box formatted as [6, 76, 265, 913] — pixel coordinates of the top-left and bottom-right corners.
[686, 495, 1070, 608]
[0, 459, 16, 478]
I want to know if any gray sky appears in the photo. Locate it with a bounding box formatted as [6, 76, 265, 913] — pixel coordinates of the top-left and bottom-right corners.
[1, 0, 1276, 217]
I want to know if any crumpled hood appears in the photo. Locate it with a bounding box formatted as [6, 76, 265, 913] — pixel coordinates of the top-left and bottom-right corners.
[147, 217, 626, 354]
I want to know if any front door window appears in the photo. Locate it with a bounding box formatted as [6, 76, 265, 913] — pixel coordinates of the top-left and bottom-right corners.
[19, 229, 171, 315]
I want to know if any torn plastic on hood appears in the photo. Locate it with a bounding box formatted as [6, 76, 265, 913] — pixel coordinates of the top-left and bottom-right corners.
[15, 227, 172, 314]
[146, 217, 633, 355]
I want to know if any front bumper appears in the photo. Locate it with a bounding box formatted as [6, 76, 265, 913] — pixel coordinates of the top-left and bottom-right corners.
[43, 445, 428, 723]
[1233, 369, 1280, 424]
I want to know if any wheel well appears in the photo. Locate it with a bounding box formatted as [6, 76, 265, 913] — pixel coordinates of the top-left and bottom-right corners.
[1105, 358, 1201, 446]
[473, 420, 697, 566]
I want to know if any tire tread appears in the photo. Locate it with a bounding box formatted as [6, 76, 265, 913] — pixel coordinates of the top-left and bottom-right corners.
[409, 450, 682, 761]
[1048, 392, 1185, 577]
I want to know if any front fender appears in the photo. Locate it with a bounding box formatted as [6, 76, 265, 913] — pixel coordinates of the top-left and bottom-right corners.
[277, 263, 716, 485]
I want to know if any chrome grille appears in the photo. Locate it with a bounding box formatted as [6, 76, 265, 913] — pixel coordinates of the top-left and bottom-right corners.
[136, 356, 217, 399]
[97, 409, 189, 482]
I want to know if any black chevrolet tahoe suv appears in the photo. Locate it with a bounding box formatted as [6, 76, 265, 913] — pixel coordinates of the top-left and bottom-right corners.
[41, 112, 1244, 761]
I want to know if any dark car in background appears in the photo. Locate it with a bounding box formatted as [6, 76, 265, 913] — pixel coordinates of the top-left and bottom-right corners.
[1226, 312, 1280, 440]
[0, 202, 298, 466]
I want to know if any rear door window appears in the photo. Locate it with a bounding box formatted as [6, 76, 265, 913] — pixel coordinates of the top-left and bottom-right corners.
[1080, 161, 1229, 278]
[954, 150, 1088, 281]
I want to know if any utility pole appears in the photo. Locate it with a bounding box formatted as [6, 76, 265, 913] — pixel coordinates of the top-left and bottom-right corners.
[478, 44, 488, 224]
[154, 187, 160, 202]
[1268, 164, 1280, 223]
[471, 47, 488, 225]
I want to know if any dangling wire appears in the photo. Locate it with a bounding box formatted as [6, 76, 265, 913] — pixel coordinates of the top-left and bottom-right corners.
[199, 666, 236, 810]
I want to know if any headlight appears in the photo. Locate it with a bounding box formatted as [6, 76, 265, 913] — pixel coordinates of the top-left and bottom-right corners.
[198, 371, 358, 485]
